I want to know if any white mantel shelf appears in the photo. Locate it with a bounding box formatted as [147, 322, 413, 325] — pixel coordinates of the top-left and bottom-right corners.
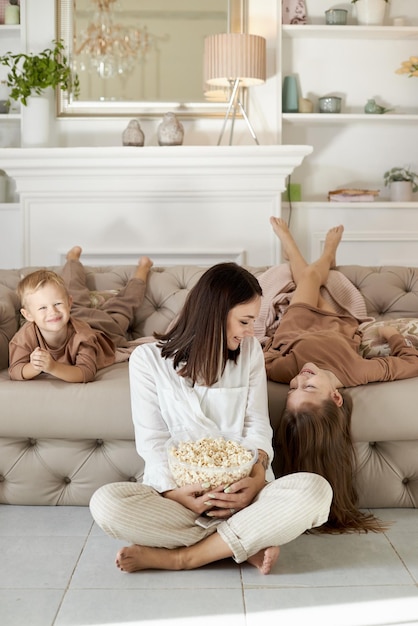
[0, 145, 312, 193]
[0, 145, 313, 267]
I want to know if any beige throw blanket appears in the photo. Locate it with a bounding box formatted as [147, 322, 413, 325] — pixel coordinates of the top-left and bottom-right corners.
[254, 264, 374, 345]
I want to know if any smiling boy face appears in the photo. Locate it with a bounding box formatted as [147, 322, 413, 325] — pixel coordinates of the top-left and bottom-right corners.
[21, 282, 72, 339]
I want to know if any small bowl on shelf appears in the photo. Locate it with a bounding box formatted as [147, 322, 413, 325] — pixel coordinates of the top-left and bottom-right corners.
[325, 9, 348, 25]
[319, 96, 342, 114]
[167, 434, 257, 489]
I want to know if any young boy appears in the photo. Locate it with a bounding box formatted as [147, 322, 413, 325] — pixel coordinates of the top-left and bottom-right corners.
[9, 246, 153, 383]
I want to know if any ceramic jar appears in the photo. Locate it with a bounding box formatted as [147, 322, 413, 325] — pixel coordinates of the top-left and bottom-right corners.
[157, 112, 184, 146]
[122, 119, 145, 147]
[354, 0, 387, 26]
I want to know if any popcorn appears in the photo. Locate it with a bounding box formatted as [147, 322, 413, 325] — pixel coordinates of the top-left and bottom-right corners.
[167, 436, 256, 488]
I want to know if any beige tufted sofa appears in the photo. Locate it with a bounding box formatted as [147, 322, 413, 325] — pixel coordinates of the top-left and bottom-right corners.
[0, 263, 417, 509]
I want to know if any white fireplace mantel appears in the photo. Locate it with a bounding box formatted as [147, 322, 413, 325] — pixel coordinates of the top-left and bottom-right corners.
[0, 145, 312, 267]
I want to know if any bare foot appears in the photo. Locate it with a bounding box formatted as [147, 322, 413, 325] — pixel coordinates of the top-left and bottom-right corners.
[116, 544, 180, 573]
[66, 246, 82, 261]
[269, 216, 299, 262]
[134, 256, 154, 281]
[247, 546, 280, 575]
[323, 225, 344, 268]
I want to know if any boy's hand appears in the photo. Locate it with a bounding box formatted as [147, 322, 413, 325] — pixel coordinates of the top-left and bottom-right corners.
[30, 347, 55, 373]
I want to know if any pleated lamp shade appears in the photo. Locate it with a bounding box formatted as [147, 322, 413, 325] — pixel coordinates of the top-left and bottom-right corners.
[204, 33, 266, 88]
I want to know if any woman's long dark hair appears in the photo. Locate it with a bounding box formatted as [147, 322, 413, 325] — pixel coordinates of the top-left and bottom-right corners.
[275, 392, 387, 533]
[155, 263, 262, 386]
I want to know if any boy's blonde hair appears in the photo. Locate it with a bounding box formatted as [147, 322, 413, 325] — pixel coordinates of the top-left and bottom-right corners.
[17, 270, 69, 308]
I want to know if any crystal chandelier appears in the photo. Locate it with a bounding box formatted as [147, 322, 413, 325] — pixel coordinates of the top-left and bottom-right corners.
[74, 0, 159, 80]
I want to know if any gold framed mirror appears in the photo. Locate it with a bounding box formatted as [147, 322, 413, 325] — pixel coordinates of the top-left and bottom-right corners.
[56, 0, 247, 117]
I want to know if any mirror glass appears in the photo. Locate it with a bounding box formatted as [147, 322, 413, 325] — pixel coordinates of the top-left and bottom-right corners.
[57, 0, 246, 117]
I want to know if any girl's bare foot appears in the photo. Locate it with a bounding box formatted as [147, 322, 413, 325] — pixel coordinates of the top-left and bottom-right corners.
[323, 225, 344, 268]
[66, 246, 82, 261]
[269, 216, 302, 263]
[134, 256, 153, 281]
[247, 546, 280, 575]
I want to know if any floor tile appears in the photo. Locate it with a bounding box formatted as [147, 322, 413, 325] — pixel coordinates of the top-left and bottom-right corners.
[241, 530, 413, 587]
[71, 534, 242, 590]
[0, 589, 65, 626]
[0, 535, 85, 588]
[55, 589, 246, 626]
[244, 587, 418, 626]
[0, 505, 93, 536]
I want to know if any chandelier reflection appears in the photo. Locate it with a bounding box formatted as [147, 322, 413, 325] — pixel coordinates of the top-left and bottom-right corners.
[74, 0, 166, 80]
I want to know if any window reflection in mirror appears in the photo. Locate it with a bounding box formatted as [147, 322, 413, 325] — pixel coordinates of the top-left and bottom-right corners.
[57, 0, 246, 117]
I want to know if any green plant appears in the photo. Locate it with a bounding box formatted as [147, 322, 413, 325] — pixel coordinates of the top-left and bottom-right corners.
[0, 39, 79, 106]
[384, 167, 418, 193]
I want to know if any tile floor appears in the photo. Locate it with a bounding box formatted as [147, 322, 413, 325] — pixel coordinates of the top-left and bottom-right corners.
[1, 505, 418, 626]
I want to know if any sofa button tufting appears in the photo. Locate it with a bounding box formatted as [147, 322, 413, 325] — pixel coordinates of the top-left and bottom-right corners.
[128, 476, 137, 482]
[28, 437, 37, 446]
[96, 439, 104, 446]
[64, 477, 72, 484]
[0, 475, 4, 482]
[369, 442, 376, 447]
[402, 477, 409, 484]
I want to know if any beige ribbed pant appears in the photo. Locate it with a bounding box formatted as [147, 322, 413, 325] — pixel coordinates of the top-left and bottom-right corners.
[61, 259, 146, 348]
[90, 472, 332, 564]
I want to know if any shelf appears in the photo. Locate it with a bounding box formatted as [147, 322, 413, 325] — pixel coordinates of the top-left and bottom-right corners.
[0, 114, 21, 121]
[282, 25, 418, 40]
[0, 202, 19, 210]
[282, 201, 418, 209]
[283, 113, 418, 123]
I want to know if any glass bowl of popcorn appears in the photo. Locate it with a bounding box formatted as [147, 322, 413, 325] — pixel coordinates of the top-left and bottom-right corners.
[167, 434, 258, 489]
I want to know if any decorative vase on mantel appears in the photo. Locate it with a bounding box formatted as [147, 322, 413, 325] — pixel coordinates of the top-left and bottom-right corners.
[354, 0, 387, 26]
[157, 112, 184, 146]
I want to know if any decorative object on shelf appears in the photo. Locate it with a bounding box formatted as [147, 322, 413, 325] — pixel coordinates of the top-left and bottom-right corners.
[282, 76, 299, 113]
[73, 0, 166, 80]
[328, 188, 380, 202]
[0, 100, 10, 114]
[122, 119, 145, 147]
[384, 166, 418, 202]
[4, 0, 20, 25]
[157, 112, 184, 146]
[319, 96, 342, 113]
[395, 56, 418, 78]
[0, 172, 7, 203]
[325, 9, 348, 25]
[351, 0, 389, 26]
[0, 39, 79, 106]
[364, 99, 393, 114]
[282, 0, 307, 25]
[204, 33, 266, 145]
[298, 97, 313, 113]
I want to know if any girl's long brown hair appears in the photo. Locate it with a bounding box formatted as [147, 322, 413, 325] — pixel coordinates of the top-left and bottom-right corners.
[275, 393, 387, 533]
[155, 263, 262, 386]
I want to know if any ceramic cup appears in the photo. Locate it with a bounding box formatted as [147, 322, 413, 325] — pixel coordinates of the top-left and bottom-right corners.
[325, 9, 348, 25]
[298, 97, 314, 113]
[319, 96, 342, 113]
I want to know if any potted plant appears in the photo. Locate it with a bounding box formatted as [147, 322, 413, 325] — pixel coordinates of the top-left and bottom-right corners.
[0, 39, 79, 106]
[351, 0, 389, 26]
[384, 166, 418, 202]
[0, 39, 79, 146]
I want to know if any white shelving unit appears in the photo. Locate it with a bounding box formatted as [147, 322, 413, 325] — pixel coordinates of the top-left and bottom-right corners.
[0, 1, 26, 148]
[279, 0, 418, 265]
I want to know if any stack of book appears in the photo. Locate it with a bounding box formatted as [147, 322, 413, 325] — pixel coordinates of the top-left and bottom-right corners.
[328, 189, 380, 202]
